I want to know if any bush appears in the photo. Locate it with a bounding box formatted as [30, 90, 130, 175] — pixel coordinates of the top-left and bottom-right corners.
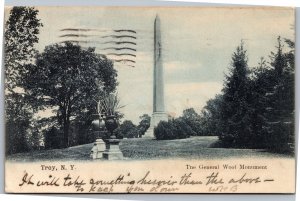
[119, 120, 139, 138]
[173, 118, 195, 139]
[154, 118, 193, 140]
[154, 121, 174, 140]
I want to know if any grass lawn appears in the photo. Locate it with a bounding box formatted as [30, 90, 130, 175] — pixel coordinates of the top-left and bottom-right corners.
[7, 136, 292, 162]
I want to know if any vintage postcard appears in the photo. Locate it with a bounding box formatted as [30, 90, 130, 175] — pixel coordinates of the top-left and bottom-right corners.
[4, 6, 295, 193]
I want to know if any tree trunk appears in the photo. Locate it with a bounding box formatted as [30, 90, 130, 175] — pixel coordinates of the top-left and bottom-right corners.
[63, 118, 70, 148]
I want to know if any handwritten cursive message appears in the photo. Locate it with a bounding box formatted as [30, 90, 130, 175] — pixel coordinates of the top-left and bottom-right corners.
[18, 169, 274, 193]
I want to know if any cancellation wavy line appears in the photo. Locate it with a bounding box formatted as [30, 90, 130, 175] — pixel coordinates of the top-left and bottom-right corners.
[60, 40, 136, 45]
[60, 34, 93, 38]
[114, 29, 137, 34]
[59, 40, 87, 44]
[106, 53, 136, 57]
[59, 40, 137, 48]
[60, 28, 137, 34]
[102, 47, 136, 52]
[101, 35, 137, 39]
[60, 34, 137, 40]
[102, 41, 136, 45]
[113, 59, 136, 63]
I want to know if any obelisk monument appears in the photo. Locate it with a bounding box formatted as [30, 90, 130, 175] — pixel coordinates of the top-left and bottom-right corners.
[144, 15, 168, 138]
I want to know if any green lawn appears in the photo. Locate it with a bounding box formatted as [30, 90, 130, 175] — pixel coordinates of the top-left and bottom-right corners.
[7, 136, 292, 162]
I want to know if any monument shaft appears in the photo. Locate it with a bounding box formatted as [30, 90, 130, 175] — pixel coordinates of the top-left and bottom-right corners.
[153, 15, 165, 112]
[144, 15, 168, 138]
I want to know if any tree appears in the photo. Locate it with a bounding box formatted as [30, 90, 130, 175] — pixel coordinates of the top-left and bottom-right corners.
[5, 6, 43, 91]
[182, 108, 201, 135]
[198, 38, 295, 152]
[219, 42, 250, 147]
[244, 58, 272, 148]
[44, 126, 63, 149]
[137, 114, 151, 137]
[5, 93, 32, 154]
[5, 7, 43, 154]
[23, 42, 118, 148]
[264, 37, 295, 152]
[200, 95, 223, 136]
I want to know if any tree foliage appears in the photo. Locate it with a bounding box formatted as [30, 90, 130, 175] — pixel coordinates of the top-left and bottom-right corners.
[5, 7, 43, 154]
[263, 37, 295, 152]
[5, 6, 43, 91]
[154, 118, 193, 140]
[137, 114, 151, 137]
[23, 42, 118, 148]
[219, 42, 250, 146]
[182, 108, 202, 135]
[120, 120, 139, 138]
[199, 95, 223, 136]
[201, 38, 295, 153]
[6, 94, 31, 154]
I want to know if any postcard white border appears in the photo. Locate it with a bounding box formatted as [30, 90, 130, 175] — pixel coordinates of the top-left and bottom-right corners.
[0, 1, 299, 201]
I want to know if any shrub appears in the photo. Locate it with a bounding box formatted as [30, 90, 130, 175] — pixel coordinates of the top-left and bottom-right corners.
[154, 118, 193, 140]
[119, 120, 139, 138]
[154, 121, 174, 140]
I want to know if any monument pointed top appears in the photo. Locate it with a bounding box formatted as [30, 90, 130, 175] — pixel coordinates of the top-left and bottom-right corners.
[155, 14, 160, 22]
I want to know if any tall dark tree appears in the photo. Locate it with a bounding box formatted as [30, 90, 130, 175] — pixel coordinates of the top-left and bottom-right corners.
[23, 42, 118, 148]
[244, 58, 272, 148]
[219, 42, 249, 147]
[5, 7, 43, 154]
[5, 6, 43, 91]
[264, 37, 295, 152]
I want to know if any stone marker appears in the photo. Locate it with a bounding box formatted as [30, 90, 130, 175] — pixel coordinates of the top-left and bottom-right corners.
[90, 138, 105, 159]
[144, 15, 168, 138]
[102, 138, 124, 160]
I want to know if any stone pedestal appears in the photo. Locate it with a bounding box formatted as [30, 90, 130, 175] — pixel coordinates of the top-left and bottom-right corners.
[102, 139, 123, 160]
[144, 112, 168, 138]
[90, 138, 106, 159]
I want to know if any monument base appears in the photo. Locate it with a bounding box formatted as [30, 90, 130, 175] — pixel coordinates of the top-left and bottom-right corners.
[90, 138, 105, 159]
[102, 139, 124, 160]
[143, 112, 168, 138]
